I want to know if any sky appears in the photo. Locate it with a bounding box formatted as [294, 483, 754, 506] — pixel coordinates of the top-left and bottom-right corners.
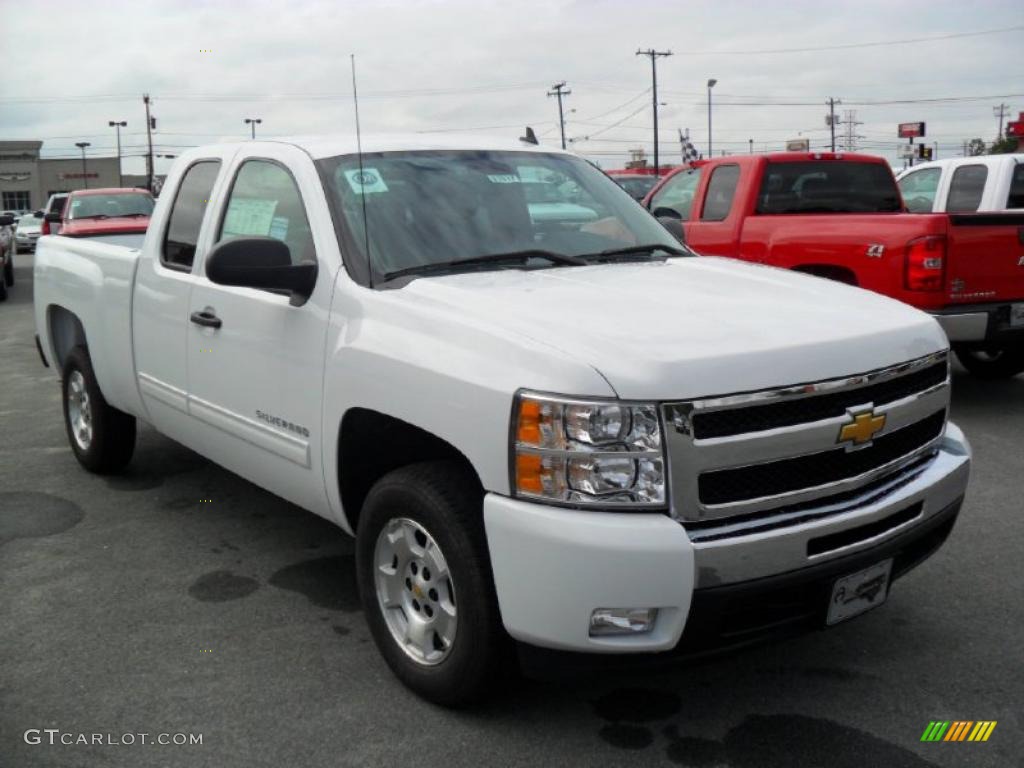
[2, 0, 1022, 175]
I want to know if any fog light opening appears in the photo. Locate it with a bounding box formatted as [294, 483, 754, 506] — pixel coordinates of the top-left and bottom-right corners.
[589, 607, 658, 637]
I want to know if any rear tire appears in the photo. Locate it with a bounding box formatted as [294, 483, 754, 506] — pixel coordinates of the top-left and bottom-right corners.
[356, 460, 511, 706]
[954, 344, 1024, 379]
[61, 346, 136, 473]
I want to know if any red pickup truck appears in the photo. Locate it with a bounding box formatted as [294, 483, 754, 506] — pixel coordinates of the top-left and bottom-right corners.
[645, 152, 1024, 378]
[43, 188, 154, 243]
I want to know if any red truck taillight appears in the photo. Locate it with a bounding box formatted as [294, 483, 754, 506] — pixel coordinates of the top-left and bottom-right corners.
[904, 235, 946, 292]
[40, 219, 50, 236]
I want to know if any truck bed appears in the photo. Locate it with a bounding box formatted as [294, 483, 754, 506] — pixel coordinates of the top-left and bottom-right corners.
[34, 234, 146, 420]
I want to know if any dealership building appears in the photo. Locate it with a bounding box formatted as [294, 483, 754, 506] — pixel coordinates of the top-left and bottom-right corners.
[0, 140, 155, 212]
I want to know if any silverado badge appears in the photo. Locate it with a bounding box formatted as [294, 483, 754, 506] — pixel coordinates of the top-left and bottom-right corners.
[838, 408, 886, 448]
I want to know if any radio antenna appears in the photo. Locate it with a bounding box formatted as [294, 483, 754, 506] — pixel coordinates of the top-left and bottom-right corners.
[351, 53, 373, 288]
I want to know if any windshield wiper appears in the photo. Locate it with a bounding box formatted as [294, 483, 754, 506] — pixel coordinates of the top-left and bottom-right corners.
[578, 243, 690, 262]
[72, 214, 110, 220]
[383, 249, 586, 282]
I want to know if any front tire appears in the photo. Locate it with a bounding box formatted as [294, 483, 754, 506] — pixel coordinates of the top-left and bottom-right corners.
[61, 346, 136, 473]
[4, 255, 13, 286]
[954, 344, 1024, 379]
[356, 460, 510, 706]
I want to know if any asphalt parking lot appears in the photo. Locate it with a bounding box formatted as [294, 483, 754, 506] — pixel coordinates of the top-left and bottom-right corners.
[1, 253, 1020, 768]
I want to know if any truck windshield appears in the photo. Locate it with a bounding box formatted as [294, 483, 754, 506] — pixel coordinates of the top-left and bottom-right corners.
[756, 161, 902, 214]
[317, 150, 683, 284]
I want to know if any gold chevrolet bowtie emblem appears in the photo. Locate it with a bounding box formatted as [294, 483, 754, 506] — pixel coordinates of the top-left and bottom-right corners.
[838, 410, 886, 446]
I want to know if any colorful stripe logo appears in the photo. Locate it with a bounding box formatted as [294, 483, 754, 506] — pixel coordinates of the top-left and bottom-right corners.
[920, 721, 997, 742]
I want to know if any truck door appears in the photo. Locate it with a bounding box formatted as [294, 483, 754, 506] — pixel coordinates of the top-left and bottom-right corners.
[684, 163, 743, 257]
[133, 158, 226, 444]
[185, 145, 333, 518]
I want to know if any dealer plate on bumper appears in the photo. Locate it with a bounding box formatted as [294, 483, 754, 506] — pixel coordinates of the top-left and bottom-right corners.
[1010, 303, 1024, 328]
[826, 558, 893, 625]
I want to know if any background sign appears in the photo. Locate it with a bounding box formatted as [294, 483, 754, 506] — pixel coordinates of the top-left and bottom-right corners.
[898, 122, 926, 138]
[786, 138, 810, 151]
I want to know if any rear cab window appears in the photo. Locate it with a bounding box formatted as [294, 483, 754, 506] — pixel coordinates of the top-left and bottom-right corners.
[756, 161, 901, 214]
[897, 167, 941, 212]
[946, 164, 987, 213]
[162, 161, 221, 271]
[700, 165, 740, 221]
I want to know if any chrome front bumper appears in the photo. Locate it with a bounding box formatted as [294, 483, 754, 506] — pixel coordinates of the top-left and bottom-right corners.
[689, 421, 970, 587]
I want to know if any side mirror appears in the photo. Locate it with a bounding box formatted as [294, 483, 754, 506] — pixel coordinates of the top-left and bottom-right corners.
[44, 212, 62, 223]
[0, 215, 13, 226]
[205, 236, 317, 307]
[33, 210, 44, 218]
[655, 214, 686, 244]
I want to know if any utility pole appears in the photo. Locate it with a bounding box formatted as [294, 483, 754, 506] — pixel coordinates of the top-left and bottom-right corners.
[143, 94, 154, 193]
[748, 138, 753, 154]
[826, 98, 841, 152]
[994, 103, 1009, 139]
[547, 82, 571, 150]
[841, 109, 863, 152]
[108, 120, 126, 187]
[636, 49, 672, 176]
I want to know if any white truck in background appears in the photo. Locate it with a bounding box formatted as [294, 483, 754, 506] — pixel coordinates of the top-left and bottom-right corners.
[897, 153, 1024, 213]
[33, 135, 970, 705]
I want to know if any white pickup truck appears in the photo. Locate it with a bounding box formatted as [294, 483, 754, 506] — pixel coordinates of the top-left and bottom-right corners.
[34, 135, 971, 704]
[897, 153, 1023, 213]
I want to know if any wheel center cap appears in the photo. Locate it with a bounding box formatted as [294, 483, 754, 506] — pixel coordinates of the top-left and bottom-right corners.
[411, 583, 425, 600]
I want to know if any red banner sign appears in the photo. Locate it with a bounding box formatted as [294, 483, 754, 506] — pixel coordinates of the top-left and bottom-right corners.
[898, 122, 926, 138]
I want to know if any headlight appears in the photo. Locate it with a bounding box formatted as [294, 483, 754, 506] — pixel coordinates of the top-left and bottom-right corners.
[512, 392, 666, 507]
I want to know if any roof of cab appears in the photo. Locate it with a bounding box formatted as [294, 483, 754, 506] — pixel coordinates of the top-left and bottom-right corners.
[186, 133, 573, 161]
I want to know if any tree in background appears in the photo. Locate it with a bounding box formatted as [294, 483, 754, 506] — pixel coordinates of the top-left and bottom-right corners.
[989, 135, 1020, 154]
[966, 138, 987, 156]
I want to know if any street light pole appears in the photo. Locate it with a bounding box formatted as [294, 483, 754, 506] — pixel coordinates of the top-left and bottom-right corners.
[706, 79, 717, 157]
[108, 121, 126, 187]
[244, 118, 262, 139]
[75, 142, 91, 189]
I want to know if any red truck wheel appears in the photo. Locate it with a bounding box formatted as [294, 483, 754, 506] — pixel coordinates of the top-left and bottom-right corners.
[955, 345, 1024, 379]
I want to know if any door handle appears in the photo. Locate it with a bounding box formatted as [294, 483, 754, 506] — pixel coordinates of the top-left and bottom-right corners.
[190, 309, 222, 329]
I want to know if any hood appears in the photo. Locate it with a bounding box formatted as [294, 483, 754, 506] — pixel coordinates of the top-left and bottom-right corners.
[61, 216, 150, 237]
[399, 257, 947, 400]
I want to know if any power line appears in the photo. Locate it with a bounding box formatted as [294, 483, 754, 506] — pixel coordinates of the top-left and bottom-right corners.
[569, 103, 650, 143]
[574, 88, 651, 123]
[671, 25, 1024, 55]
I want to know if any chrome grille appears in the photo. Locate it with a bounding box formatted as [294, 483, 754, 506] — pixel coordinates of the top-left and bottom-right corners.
[663, 351, 949, 523]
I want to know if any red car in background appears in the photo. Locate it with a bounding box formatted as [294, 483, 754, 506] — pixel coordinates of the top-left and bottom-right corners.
[643, 152, 1024, 378]
[44, 188, 154, 242]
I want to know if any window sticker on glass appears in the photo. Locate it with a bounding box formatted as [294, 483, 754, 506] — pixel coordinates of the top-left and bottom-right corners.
[487, 174, 520, 184]
[343, 168, 388, 194]
[268, 215, 289, 241]
[223, 198, 278, 237]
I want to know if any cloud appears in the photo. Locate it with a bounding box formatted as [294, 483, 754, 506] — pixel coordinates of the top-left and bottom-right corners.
[2, 0, 1021, 172]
